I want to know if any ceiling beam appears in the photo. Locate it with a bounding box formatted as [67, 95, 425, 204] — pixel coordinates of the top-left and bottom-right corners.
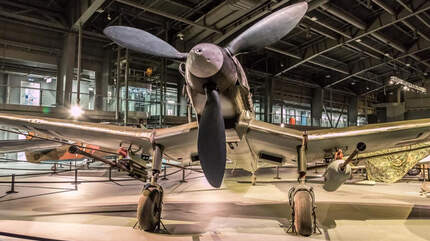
[370, 0, 430, 69]
[274, 0, 430, 77]
[115, 0, 222, 33]
[211, 0, 329, 45]
[325, 37, 430, 88]
[0, 9, 65, 30]
[396, 0, 413, 12]
[72, 0, 107, 31]
[371, 0, 395, 15]
[320, 3, 366, 30]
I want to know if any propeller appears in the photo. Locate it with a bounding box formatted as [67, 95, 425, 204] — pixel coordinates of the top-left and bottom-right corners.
[103, 26, 187, 59]
[226, 1, 308, 55]
[103, 2, 308, 188]
[197, 85, 226, 188]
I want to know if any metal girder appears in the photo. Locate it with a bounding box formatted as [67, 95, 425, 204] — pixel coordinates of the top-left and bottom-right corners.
[115, 0, 222, 33]
[401, 20, 430, 41]
[274, 0, 430, 77]
[370, 0, 430, 69]
[416, 15, 430, 29]
[320, 3, 366, 30]
[0, 38, 61, 55]
[267, 43, 378, 83]
[356, 37, 423, 73]
[0, 9, 65, 30]
[371, 0, 395, 15]
[212, 0, 329, 45]
[370, 33, 406, 53]
[245, 68, 356, 96]
[396, 0, 413, 12]
[266, 46, 351, 74]
[72, 0, 107, 31]
[325, 37, 430, 88]
[304, 15, 352, 39]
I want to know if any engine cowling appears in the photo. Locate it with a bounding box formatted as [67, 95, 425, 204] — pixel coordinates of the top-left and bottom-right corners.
[323, 160, 352, 192]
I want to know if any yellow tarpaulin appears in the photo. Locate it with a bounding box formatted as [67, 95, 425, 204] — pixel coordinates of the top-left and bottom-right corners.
[358, 142, 430, 183]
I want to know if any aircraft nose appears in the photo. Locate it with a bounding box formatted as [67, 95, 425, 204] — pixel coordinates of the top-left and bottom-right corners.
[187, 43, 224, 79]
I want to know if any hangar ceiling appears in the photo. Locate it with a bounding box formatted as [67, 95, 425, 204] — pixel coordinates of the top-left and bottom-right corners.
[0, 0, 429, 99]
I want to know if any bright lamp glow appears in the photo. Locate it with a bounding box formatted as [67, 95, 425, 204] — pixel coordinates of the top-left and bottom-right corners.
[69, 105, 84, 118]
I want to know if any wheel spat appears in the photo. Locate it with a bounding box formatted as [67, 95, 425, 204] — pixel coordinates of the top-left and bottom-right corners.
[197, 87, 226, 188]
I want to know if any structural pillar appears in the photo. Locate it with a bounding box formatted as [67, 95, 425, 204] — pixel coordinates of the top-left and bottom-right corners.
[311, 87, 323, 127]
[57, 32, 77, 107]
[95, 49, 111, 111]
[177, 81, 187, 116]
[264, 78, 273, 123]
[0, 74, 8, 104]
[348, 96, 358, 126]
[124, 49, 129, 125]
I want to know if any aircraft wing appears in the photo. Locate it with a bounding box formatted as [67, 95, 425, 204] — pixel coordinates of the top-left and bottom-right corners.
[239, 119, 304, 162]
[244, 118, 430, 162]
[0, 139, 62, 153]
[0, 113, 198, 163]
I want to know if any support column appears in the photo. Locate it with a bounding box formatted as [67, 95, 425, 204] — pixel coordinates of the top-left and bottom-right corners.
[95, 49, 111, 111]
[348, 96, 358, 126]
[124, 49, 129, 125]
[311, 87, 323, 127]
[58, 32, 77, 107]
[280, 103, 284, 124]
[0, 74, 8, 104]
[264, 78, 272, 123]
[115, 47, 121, 121]
[177, 81, 187, 116]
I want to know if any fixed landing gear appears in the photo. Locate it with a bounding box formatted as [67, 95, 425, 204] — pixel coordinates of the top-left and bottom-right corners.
[136, 144, 165, 232]
[288, 135, 320, 236]
[288, 185, 319, 236]
[137, 183, 163, 231]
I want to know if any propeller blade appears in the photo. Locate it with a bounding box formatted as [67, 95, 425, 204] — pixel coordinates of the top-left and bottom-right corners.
[104, 26, 187, 59]
[197, 87, 226, 188]
[226, 2, 308, 55]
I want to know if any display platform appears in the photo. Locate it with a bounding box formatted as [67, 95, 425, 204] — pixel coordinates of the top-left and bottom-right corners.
[0, 168, 429, 241]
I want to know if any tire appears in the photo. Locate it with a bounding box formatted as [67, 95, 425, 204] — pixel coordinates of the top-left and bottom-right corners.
[294, 190, 313, 236]
[137, 187, 162, 231]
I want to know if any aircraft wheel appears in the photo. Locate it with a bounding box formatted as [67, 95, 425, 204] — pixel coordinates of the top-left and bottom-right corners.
[293, 190, 313, 236]
[137, 186, 163, 231]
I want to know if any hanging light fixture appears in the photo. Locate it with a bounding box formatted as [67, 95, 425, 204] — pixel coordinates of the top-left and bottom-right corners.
[390, 76, 426, 93]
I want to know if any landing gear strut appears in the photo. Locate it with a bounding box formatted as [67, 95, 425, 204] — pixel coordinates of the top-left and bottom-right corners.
[288, 134, 320, 236]
[137, 144, 164, 231]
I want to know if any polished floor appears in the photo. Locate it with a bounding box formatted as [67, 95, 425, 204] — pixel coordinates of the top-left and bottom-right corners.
[0, 167, 429, 241]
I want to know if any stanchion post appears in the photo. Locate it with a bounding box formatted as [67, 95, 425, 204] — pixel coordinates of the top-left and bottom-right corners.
[274, 166, 281, 179]
[427, 168, 430, 181]
[74, 169, 78, 190]
[180, 168, 187, 183]
[6, 174, 18, 194]
[161, 165, 168, 180]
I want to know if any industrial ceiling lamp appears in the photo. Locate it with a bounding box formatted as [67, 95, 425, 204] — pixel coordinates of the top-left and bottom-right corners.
[389, 76, 427, 93]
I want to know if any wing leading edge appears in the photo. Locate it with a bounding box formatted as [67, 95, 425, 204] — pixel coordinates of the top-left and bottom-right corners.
[244, 118, 430, 162]
[2, 112, 430, 164]
[0, 113, 198, 162]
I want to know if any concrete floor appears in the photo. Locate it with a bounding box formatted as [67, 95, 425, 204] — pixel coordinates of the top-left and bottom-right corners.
[0, 167, 429, 241]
